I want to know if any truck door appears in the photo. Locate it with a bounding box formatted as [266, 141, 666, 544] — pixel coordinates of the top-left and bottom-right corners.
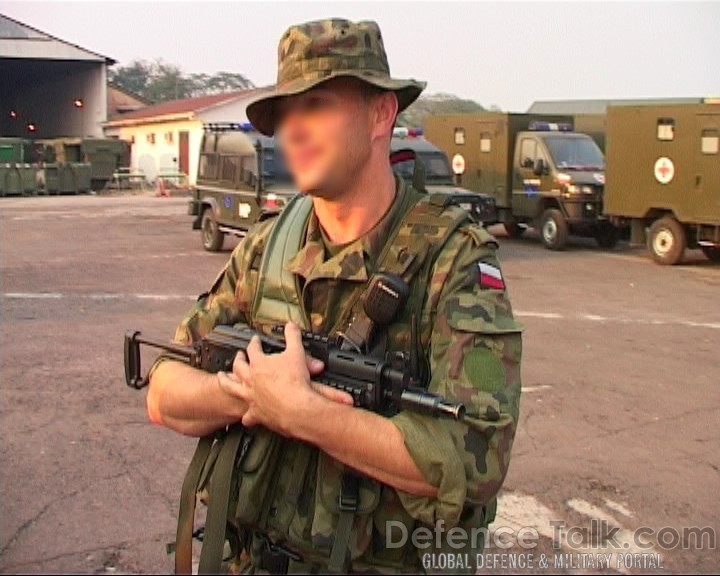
[512, 136, 549, 219]
[693, 112, 720, 222]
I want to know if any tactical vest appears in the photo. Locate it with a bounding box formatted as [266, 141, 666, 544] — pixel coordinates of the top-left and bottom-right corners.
[173, 189, 497, 575]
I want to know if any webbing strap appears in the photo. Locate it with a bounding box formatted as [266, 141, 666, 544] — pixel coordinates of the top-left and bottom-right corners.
[174, 436, 213, 574]
[328, 473, 361, 572]
[197, 427, 245, 574]
[329, 511, 355, 573]
[252, 194, 313, 329]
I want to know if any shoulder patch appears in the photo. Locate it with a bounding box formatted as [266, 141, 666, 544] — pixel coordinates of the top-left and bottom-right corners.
[477, 261, 505, 291]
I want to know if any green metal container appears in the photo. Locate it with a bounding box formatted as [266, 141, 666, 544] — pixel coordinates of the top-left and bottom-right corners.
[0, 164, 37, 196]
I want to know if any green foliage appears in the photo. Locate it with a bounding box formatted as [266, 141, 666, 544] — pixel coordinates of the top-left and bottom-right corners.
[108, 59, 254, 102]
[397, 93, 487, 128]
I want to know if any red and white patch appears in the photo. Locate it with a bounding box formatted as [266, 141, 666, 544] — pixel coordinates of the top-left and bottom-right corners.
[478, 262, 505, 290]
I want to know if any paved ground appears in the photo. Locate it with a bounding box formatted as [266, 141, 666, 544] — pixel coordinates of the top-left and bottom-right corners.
[1, 193, 718, 574]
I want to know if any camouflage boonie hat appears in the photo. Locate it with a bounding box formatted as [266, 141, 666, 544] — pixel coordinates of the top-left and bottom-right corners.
[246, 18, 427, 135]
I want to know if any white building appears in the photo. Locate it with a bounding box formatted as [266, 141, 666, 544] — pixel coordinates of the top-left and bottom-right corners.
[0, 13, 114, 138]
[103, 90, 264, 184]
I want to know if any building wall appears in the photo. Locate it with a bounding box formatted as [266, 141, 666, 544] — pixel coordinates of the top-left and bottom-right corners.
[108, 119, 203, 184]
[198, 100, 251, 125]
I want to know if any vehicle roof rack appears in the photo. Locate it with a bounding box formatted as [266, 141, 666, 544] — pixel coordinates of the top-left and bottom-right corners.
[203, 122, 256, 133]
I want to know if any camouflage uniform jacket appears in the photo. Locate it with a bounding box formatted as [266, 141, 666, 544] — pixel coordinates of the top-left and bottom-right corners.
[170, 176, 523, 571]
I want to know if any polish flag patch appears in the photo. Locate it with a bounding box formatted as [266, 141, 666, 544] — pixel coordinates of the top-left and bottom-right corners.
[477, 262, 505, 291]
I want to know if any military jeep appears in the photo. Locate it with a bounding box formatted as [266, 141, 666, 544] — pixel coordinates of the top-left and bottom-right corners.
[188, 123, 295, 251]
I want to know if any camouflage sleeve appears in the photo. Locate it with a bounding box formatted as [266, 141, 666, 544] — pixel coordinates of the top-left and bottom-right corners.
[173, 218, 277, 344]
[391, 225, 523, 527]
[147, 218, 276, 378]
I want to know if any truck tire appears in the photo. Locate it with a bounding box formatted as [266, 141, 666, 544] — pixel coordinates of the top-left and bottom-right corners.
[539, 209, 569, 250]
[595, 223, 620, 249]
[201, 207, 224, 252]
[648, 216, 685, 265]
[701, 246, 720, 262]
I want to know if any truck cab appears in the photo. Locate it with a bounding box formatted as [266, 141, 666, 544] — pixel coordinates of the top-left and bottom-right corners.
[390, 127, 497, 225]
[424, 113, 616, 250]
[188, 123, 295, 251]
[511, 123, 613, 249]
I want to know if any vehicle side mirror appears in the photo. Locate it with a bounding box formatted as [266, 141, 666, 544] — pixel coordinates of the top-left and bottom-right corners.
[533, 158, 546, 176]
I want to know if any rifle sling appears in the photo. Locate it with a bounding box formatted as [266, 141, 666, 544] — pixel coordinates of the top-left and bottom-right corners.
[198, 427, 246, 574]
[174, 435, 213, 574]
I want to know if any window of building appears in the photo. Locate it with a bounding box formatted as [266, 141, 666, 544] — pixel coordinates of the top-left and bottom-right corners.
[657, 118, 675, 141]
[454, 128, 465, 145]
[480, 133, 492, 153]
[701, 129, 719, 154]
[165, 131, 174, 144]
[146, 133, 155, 145]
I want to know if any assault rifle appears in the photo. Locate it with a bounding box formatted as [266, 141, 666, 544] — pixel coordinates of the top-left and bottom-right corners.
[124, 323, 465, 420]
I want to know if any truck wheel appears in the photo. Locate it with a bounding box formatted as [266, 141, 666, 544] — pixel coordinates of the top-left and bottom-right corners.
[701, 246, 720, 262]
[648, 217, 686, 265]
[539, 209, 569, 250]
[201, 208, 224, 252]
[595, 223, 620, 249]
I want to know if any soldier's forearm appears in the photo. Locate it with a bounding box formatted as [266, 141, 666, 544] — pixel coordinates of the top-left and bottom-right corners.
[291, 392, 438, 497]
[147, 361, 246, 437]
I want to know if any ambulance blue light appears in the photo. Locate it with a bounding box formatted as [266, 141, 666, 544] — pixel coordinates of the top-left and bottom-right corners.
[529, 121, 574, 132]
[393, 127, 424, 138]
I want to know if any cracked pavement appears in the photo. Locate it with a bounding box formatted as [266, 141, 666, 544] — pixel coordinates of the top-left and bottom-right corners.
[1, 194, 718, 573]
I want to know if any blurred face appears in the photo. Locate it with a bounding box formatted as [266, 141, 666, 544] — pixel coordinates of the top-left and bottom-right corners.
[275, 78, 379, 198]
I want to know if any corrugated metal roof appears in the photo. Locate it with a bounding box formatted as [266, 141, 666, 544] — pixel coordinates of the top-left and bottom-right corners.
[527, 98, 704, 115]
[0, 13, 115, 64]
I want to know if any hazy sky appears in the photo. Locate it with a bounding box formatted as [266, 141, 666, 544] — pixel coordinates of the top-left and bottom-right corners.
[3, 1, 719, 111]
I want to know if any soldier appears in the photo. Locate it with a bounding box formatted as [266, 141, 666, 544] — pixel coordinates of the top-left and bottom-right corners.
[147, 18, 522, 574]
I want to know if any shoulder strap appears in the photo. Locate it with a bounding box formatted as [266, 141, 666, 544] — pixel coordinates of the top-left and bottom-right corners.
[251, 194, 313, 330]
[354, 191, 472, 323]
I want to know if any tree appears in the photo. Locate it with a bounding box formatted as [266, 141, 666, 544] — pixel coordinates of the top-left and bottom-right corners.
[397, 93, 485, 128]
[108, 59, 254, 102]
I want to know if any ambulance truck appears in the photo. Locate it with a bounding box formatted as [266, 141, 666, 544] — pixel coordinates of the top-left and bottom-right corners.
[604, 103, 720, 264]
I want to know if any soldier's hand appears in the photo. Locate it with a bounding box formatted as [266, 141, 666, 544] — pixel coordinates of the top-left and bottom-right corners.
[216, 322, 353, 435]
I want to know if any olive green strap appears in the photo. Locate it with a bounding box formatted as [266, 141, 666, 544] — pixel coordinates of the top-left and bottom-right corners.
[328, 511, 354, 573]
[328, 473, 360, 573]
[197, 427, 246, 574]
[252, 194, 313, 329]
[174, 436, 214, 575]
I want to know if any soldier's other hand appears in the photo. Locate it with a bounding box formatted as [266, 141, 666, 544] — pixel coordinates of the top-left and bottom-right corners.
[217, 322, 352, 435]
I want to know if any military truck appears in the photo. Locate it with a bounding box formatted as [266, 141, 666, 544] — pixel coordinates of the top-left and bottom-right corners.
[573, 114, 607, 151]
[425, 113, 615, 250]
[39, 137, 130, 190]
[390, 127, 497, 225]
[604, 103, 720, 264]
[187, 123, 295, 251]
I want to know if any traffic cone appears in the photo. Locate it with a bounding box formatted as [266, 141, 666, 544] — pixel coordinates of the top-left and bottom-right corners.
[156, 177, 169, 197]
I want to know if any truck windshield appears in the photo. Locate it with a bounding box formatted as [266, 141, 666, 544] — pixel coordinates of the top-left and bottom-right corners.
[262, 148, 293, 183]
[394, 152, 453, 183]
[543, 136, 605, 171]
